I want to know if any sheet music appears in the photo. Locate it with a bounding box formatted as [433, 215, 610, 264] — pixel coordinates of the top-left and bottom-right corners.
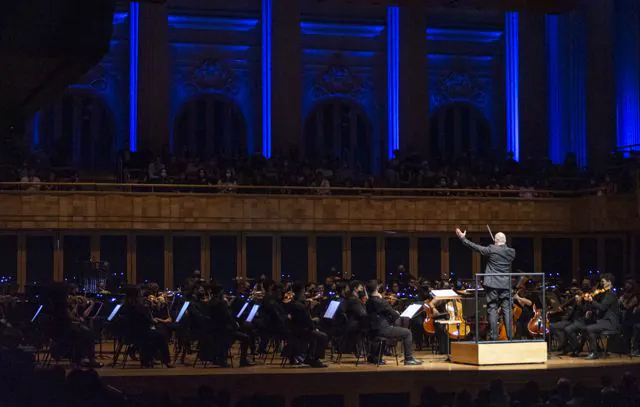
[400, 303, 422, 319]
[323, 300, 341, 319]
[431, 289, 459, 298]
[176, 301, 190, 322]
[246, 304, 260, 322]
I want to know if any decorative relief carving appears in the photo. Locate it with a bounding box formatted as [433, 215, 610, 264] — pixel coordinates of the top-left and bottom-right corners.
[311, 54, 369, 100]
[183, 59, 239, 95]
[431, 71, 487, 107]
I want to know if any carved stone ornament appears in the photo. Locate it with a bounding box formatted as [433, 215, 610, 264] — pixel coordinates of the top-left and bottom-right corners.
[432, 71, 487, 107]
[183, 59, 239, 95]
[313, 55, 364, 99]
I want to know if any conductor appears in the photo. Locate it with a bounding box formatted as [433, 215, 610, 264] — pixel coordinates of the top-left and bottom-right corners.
[455, 228, 516, 340]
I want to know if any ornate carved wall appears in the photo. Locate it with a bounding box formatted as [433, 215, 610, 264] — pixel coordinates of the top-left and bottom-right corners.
[168, 15, 260, 153]
[0, 193, 634, 233]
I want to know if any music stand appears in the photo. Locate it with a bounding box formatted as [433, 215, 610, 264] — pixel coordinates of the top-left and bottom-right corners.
[400, 303, 423, 319]
[323, 300, 341, 319]
[246, 305, 260, 323]
[176, 301, 190, 323]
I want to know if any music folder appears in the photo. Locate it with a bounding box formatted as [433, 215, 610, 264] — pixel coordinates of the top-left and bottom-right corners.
[31, 305, 43, 323]
[400, 303, 422, 319]
[176, 301, 190, 323]
[246, 304, 260, 322]
[323, 300, 341, 319]
[107, 304, 122, 321]
[236, 302, 249, 319]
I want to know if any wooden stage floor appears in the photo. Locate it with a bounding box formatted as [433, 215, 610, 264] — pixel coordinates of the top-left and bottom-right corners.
[95, 344, 640, 407]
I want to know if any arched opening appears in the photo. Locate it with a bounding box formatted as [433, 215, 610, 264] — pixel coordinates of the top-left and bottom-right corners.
[38, 91, 115, 170]
[173, 95, 247, 158]
[429, 104, 491, 161]
[304, 99, 373, 172]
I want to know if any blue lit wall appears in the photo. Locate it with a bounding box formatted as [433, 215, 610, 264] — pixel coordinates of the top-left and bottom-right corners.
[615, 0, 640, 151]
[168, 16, 258, 154]
[426, 28, 501, 148]
[505, 12, 520, 161]
[546, 12, 587, 166]
[31, 12, 129, 152]
[300, 21, 383, 170]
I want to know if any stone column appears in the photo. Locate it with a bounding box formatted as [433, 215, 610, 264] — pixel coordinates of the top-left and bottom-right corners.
[518, 12, 548, 160]
[136, 2, 170, 154]
[585, 0, 616, 169]
[399, 4, 429, 155]
[270, 0, 301, 156]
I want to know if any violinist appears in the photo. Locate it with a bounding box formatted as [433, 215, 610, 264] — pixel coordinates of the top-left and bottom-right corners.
[256, 280, 287, 354]
[619, 279, 639, 344]
[339, 280, 367, 353]
[561, 280, 593, 356]
[151, 295, 174, 340]
[288, 282, 328, 368]
[119, 286, 172, 368]
[581, 273, 620, 359]
[365, 280, 423, 365]
[550, 286, 583, 354]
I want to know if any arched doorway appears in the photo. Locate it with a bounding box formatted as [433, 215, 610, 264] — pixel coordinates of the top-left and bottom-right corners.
[173, 95, 247, 157]
[429, 104, 491, 161]
[38, 91, 115, 169]
[304, 99, 373, 172]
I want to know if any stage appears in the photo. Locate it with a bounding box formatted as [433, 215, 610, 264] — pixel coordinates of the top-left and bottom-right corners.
[96, 347, 640, 407]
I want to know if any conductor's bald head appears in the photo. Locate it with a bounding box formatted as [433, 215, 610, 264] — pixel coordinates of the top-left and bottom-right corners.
[494, 232, 507, 245]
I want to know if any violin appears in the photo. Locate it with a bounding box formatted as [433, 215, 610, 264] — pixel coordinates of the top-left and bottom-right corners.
[582, 287, 610, 302]
[282, 291, 294, 304]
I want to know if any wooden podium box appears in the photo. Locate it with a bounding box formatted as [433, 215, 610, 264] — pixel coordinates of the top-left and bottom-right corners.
[450, 341, 548, 366]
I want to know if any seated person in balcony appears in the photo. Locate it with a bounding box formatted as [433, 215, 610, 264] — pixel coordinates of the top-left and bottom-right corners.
[365, 280, 423, 366]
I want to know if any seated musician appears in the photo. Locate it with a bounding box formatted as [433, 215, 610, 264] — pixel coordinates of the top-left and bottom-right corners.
[581, 274, 620, 360]
[288, 282, 329, 368]
[337, 280, 367, 353]
[151, 295, 174, 340]
[365, 280, 423, 366]
[549, 286, 582, 354]
[424, 291, 452, 355]
[619, 279, 639, 345]
[119, 286, 172, 368]
[208, 283, 255, 367]
[562, 280, 593, 356]
[513, 288, 535, 339]
[256, 280, 287, 354]
[47, 284, 102, 368]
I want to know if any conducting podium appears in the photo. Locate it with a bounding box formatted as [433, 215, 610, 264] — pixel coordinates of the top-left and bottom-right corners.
[450, 272, 548, 366]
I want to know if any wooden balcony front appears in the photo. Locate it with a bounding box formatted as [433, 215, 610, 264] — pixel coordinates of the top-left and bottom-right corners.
[0, 183, 635, 233]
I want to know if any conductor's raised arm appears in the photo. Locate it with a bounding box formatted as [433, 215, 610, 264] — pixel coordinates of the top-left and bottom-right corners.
[455, 228, 491, 256]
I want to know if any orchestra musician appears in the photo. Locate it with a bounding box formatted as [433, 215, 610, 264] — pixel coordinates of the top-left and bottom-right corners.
[455, 228, 516, 341]
[287, 282, 329, 368]
[365, 280, 423, 365]
[580, 274, 620, 359]
[549, 285, 585, 354]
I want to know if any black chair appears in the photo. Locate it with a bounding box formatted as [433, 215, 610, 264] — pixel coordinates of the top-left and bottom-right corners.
[598, 330, 624, 358]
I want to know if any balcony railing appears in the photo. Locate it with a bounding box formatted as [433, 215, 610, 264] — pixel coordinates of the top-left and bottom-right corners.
[0, 181, 611, 199]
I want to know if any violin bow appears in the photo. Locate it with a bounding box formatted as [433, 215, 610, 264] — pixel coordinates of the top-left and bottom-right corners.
[486, 224, 495, 243]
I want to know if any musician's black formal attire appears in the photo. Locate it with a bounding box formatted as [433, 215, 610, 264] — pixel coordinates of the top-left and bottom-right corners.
[459, 237, 516, 340]
[550, 299, 581, 352]
[288, 297, 328, 364]
[561, 301, 590, 354]
[583, 291, 620, 356]
[366, 296, 414, 359]
[50, 306, 96, 364]
[119, 300, 170, 367]
[208, 297, 251, 364]
[256, 293, 288, 353]
[341, 295, 367, 352]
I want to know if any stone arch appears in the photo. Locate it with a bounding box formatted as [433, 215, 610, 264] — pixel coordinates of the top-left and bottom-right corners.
[304, 98, 374, 172]
[37, 89, 116, 170]
[429, 103, 492, 161]
[173, 94, 247, 158]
